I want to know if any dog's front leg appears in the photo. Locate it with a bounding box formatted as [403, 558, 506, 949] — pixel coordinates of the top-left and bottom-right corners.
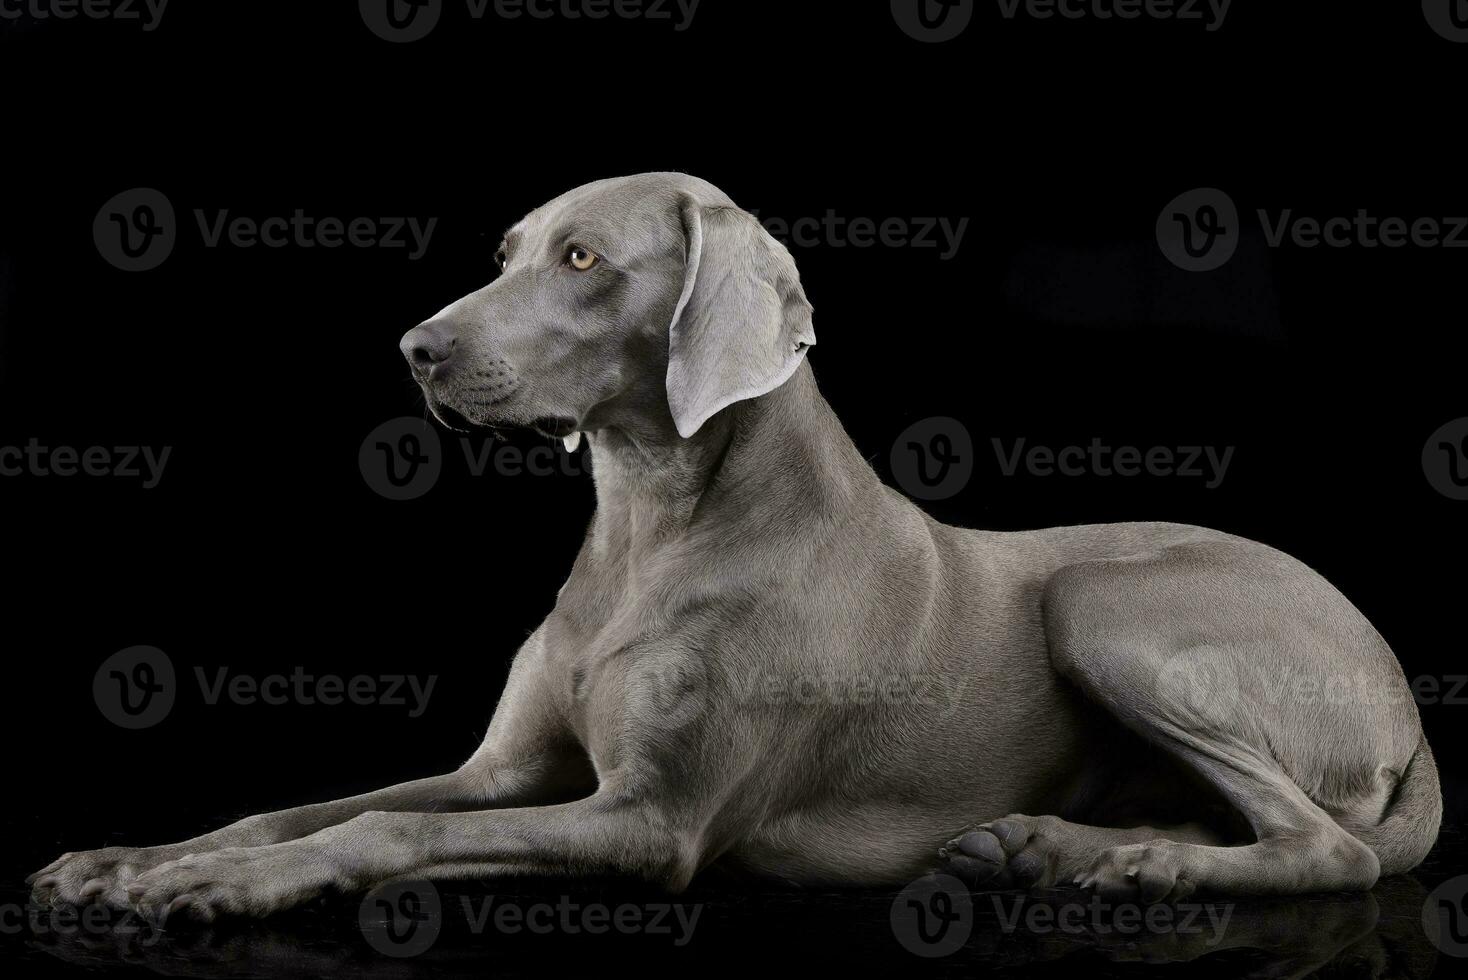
[125, 790, 694, 922]
[28, 766, 550, 912]
[33, 632, 587, 910]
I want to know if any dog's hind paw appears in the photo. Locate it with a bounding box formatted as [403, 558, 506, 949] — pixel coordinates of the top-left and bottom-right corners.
[938, 814, 1061, 890]
[1074, 841, 1195, 904]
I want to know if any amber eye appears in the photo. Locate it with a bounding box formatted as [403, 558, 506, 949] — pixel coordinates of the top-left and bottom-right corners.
[567, 245, 599, 271]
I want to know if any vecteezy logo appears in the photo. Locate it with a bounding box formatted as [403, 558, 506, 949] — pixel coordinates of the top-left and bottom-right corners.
[1156, 188, 1240, 272]
[93, 646, 176, 729]
[360, 0, 442, 42]
[360, 418, 443, 500]
[1155, 646, 1241, 729]
[891, 0, 973, 42]
[360, 880, 443, 957]
[93, 188, 176, 272]
[891, 417, 974, 501]
[891, 874, 972, 957]
[1423, 0, 1468, 41]
[1423, 875, 1468, 956]
[637, 655, 710, 731]
[1423, 418, 1468, 501]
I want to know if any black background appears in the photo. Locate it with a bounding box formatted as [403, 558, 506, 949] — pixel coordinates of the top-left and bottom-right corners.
[1, 1, 1465, 976]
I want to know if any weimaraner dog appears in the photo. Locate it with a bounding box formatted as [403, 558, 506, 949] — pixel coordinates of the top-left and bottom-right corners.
[32, 173, 1439, 920]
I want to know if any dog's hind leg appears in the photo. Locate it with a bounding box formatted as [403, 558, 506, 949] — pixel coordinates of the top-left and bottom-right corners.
[941, 676, 1382, 901]
[998, 543, 1433, 901]
[941, 815, 1227, 894]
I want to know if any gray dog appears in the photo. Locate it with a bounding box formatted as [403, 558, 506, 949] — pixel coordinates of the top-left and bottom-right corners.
[31, 173, 1439, 920]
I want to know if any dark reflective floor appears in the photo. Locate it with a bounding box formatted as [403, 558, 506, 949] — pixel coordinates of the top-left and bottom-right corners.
[5, 825, 1464, 978]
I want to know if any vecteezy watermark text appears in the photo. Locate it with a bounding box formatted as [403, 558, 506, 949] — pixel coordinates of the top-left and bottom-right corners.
[1259, 668, 1468, 708]
[993, 437, 1234, 488]
[194, 210, 437, 259]
[890, 873, 1234, 959]
[93, 646, 438, 729]
[1257, 209, 1468, 250]
[3, 902, 168, 947]
[194, 667, 437, 717]
[360, 417, 590, 500]
[890, 419, 1235, 502]
[730, 671, 969, 719]
[359, 880, 701, 957]
[359, 0, 701, 42]
[0, 0, 169, 31]
[464, 895, 701, 945]
[0, 440, 170, 489]
[1159, 188, 1468, 271]
[751, 211, 970, 260]
[988, 893, 1233, 941]
[994, 0, 1232, 31]
[94, 188, 438, 271]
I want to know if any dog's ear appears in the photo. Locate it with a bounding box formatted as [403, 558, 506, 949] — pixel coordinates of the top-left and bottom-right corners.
[666, 197, 816, 439]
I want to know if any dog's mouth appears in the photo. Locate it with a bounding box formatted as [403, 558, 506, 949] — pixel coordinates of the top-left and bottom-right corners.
[532, 416, 580, 439]
[533, 416, 585, 451]
[426, 401, 581, 448]
[426, 399, 506, 437]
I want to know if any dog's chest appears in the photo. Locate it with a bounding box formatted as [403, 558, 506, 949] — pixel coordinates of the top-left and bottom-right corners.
[541, 589, 693, 767]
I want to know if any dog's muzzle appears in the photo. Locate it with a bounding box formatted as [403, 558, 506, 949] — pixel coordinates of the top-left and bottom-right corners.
[400, 321, 523, 432]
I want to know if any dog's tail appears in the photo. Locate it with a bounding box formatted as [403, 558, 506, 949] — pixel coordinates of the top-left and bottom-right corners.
[1350, 733, 1442, 876]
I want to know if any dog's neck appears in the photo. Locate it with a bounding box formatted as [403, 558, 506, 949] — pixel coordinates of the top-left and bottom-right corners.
[582, 363, 880, 560]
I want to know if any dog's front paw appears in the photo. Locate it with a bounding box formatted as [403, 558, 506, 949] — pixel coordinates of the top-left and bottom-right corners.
[28, 845, 183, 910]
[126, 844, 331, 923]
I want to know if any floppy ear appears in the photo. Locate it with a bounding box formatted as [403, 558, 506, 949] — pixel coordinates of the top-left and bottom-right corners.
[666, 198, 816, 438]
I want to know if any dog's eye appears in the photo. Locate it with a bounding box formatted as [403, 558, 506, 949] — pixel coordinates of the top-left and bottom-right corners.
[494, 247, 508, 271]
[566, 245, 599, 271]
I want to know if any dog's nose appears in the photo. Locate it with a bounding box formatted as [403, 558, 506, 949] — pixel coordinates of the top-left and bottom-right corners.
[400, 321, 458, 378]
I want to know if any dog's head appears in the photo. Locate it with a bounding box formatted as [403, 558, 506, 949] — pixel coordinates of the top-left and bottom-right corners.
[400, 173, 815, 443]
